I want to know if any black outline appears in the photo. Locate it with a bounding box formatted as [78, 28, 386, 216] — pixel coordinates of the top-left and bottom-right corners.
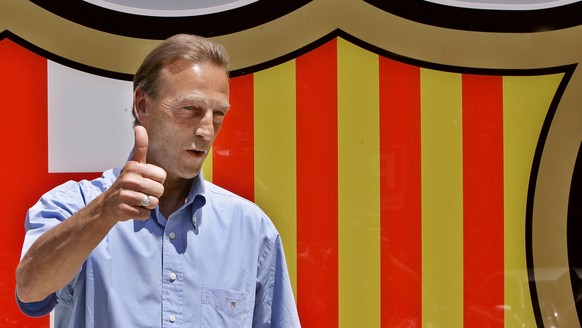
[232, 29, 577, 78]
[364, 0, 582, 33]
[523, 62, 576, 327]
[29, 0, 311, 39]
[2, 28, 576, 81]
[568, 141, 582, 325]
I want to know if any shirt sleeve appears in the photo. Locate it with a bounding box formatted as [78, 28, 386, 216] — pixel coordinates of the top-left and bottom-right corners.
[21, 181, 86, 260]
[253, 234, 301, 328]
[16, 181, 89, 317]
[16, 292, 58, 317]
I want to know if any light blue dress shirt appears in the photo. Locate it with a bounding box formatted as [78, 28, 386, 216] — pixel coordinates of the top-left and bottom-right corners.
[18, 168, 300, 327]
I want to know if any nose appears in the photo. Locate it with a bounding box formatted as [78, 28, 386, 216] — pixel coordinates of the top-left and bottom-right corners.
[195, 109, 214, 140]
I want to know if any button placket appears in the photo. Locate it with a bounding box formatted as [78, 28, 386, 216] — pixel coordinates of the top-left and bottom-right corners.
[162, 218, 184, 327]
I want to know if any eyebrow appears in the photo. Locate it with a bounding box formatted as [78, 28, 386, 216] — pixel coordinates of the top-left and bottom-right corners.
[173, 94, 230, 111]
[174, 94, 205, 105]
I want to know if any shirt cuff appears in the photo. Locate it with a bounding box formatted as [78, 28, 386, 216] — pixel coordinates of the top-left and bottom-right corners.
[16, 292, 57, 317]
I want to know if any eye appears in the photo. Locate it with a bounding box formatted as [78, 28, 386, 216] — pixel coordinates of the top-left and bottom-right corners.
[180, 106, 205, 117]
[213, 110, 227, 124]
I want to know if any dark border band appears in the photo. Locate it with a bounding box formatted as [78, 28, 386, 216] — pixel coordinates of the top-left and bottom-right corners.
[365, 0, 582, 33]
[567, 141, 582, 326]
[29, 0, 311, 39]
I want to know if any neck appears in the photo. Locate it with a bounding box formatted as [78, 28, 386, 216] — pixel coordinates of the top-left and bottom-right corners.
[159, 175, 192, 218]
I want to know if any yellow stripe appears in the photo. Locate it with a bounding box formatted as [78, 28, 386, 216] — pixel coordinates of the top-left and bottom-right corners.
[503, 73, 562, 328]
[420, 69, 464, 327]
[337, 38, 380, 328]
[202, 148, 212, 182]
[253, 61, 298, 295]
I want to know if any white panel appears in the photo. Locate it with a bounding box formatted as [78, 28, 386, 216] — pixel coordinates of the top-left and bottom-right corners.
[48, 61, 134, 173]
[83, 0, 257, 17]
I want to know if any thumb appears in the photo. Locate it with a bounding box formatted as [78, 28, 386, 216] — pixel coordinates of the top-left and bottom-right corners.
[131, 125, 148, 163]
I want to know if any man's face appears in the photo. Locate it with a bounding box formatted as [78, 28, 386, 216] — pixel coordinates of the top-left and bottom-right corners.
[137, 61, 230, 181]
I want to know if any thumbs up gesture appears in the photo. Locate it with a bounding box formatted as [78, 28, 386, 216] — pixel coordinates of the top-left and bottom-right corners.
[101, 126, 167, 221]
[131, 124, 150, 164]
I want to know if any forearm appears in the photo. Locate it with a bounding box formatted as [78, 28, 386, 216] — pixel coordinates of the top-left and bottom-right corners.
[16, 131, 166, 303]
[15, 195, 117, 303]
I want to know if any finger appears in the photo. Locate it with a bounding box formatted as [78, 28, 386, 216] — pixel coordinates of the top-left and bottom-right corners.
[137, 193, 158, 210]
[141, 164, 167, 185]
[119, 190, 159, 211]
[118, 203, 152, 221]
[119, 164, 166, 193]
[131, 125, 148, 163]
[138, 177, 165, 198]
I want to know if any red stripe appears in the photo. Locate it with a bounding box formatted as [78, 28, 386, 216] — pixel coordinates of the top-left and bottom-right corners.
[296, 39, 339, 327]
[462, 74, 504, 327]
[0, 39, 51, 327]
[1, 39, 100, 327]
[212, 74, 255, 201]
[379, 57, 422, 327]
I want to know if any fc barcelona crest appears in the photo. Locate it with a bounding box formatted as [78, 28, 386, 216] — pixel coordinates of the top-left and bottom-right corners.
[1, 1, 581, 327]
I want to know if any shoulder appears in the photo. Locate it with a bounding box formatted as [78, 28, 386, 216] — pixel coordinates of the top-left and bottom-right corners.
[202, 180, 278, 233]
[32, 168, 119, 214]
[203, 180, 263, 213]
[23, 169, 120, 246]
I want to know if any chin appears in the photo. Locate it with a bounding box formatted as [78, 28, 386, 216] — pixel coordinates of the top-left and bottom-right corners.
[180, 169, 202, 180]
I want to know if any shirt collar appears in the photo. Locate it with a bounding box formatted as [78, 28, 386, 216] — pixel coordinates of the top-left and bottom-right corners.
[187, 172, 207, 228]
[150, 172, 207, 228]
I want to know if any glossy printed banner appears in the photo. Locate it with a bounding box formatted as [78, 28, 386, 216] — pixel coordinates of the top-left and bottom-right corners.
[0, 34, 572, 327]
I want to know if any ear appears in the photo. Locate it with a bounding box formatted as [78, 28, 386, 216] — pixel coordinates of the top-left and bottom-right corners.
[133, 87, 149, 125]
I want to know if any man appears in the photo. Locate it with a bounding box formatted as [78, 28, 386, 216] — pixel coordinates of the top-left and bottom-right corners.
[16, 34, 300, 327]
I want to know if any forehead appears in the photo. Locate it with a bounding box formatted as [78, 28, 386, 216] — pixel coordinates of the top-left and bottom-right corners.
[156, 61, 230, 106]
[163, 59, 227, 77]
[158, 61, 228, 91]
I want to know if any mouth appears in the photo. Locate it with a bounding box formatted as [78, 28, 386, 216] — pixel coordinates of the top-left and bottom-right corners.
[187, 149, 208, 158]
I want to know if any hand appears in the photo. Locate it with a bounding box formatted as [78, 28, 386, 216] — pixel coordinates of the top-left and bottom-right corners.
[103, 126, 167, 221]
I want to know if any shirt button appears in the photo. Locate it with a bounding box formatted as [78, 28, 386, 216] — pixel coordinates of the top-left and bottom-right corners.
[169, 232, 175, 240]
[169, 272, 177, 282]
[169, 314, 176, 323]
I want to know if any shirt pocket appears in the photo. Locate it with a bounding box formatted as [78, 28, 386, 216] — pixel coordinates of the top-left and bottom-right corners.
[201, 287, 251, 327]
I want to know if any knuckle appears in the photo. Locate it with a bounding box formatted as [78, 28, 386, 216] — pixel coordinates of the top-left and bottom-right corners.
[118, 189, 134, 202]
[119, 176, 139, 189]
[153, 185, 164, 198]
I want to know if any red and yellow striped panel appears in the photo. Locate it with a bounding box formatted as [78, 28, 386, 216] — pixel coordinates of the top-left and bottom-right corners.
[1, 36, 566, 327]
[207, 37, 563, 327]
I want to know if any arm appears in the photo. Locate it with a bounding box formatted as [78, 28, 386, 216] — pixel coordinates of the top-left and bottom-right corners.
[15, 126, 166, 304]
[16, 191, 119, 303]
[253, 234, 301, 328]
